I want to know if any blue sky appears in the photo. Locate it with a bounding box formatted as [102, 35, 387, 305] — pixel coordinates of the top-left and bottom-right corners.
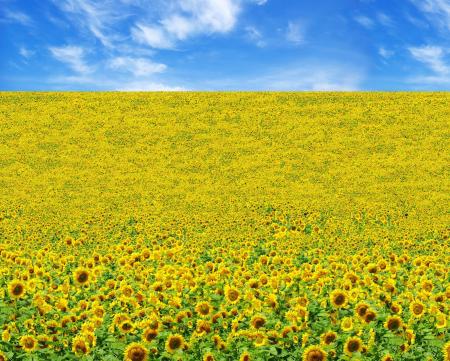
[1, 0, 450, 90]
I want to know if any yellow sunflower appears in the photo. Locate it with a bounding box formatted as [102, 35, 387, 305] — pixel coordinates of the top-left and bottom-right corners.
[124, 342, 148, 361]
[8, 279, 26, 299]
[330, 289, 348, 308]
[344, 336, 363, 356]
[384, 316, 402, 332]
[443, 341, 450, 361]
[165, 334, 185, 353]
[73, 268, 91, 286]
[320, 331, 337, 345]
[302, 345, 327, 361]
[409, 301, 425, 318]
[142, 328, 158, 343]
[19, 335, 37, 352]
[0, 350, 7, 361]
[195, 301, 212, 317]
[250, 315, 267, 329]
[72, 336, 90, 356]
[224, 285, 240, 304]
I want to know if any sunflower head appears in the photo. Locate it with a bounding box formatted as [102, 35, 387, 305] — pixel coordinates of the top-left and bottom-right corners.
[195, 301, 212, 317]
[344, 336, 363, 356]
[225, 285, 240, 304]
[250, 315, 267, 329]
[124, 342, 148, 361]
[8, 280, 26, 299]
[330, 289, 348, 308]
[384, 316, 402, 331]
[73, 268, 91, 286]
[142, 328, 158, 343]
[203, 352, 215, 361]
[443, 341, 450, 361]
[355, 303, 369, 318]
[165, 334, 185, 353]
[321, 331, 337, 345]
[302, 345, 327, 361]
[239, 351, 251, 361]
[19, 335, 37, 352]
[72, 336, 90, 355]
[409, 301, 425, 318]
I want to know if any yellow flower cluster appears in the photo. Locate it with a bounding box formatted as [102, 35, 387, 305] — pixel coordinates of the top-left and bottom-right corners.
[0, 92, 448, 360]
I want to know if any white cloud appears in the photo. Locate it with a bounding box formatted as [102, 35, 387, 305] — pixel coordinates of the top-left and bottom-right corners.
[379, 47, 394, 59]
[1, 9, 33, 26]
[19, 46, 34, 59]
[410, 0, 450, 31]
[251, 0, 268, 5]
[409, 45, 449, 75]
[245, 26, 265, 47]
[108, 57, 167, 76]
[354, 15, 374, 29]
[377, 13, 394, 27]
[49, 45, 92, 74]
[132, 24, 174, 49]
[286, 21, 304, 45]
[53, 0, 125, 46]
[132, 0, 241, 49]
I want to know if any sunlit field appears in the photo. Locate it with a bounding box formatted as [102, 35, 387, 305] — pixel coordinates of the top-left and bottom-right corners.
[0, 92, 448, 361]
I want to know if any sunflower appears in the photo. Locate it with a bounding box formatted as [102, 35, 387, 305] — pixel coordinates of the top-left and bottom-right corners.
[165, 334, 185, 353]
[321, 331, 337, 345]
[382, 354, 394, 361]
[302, 345, 327, 361]
[364, 310, 376, 323]
[119, 321, 135, 334]
[443, 341, 450, 361]
[330, 289, 348, 308]
[72, 336, 90, 355]
[384, 316, 402, 331]
[341, 317, 353, 332]
[239, 351, 251, 361]
[409, 301, 425, 318]
[19, 335, 37, 352]
[142, 328, 158, 343]
[0, 351, 7, 361]
[436, 313, 447, 329]
[124, 342, 148, 361]
[8, 279, 25, 299]
[224, 285, 240, 304]
[73, 268, 91, 286]
[344, 336, 363, 356]
[195, 301, 212, 317]
[250, 315, 267, 329]
[355, 302, 369, 318]
[203, 352, 215, 361]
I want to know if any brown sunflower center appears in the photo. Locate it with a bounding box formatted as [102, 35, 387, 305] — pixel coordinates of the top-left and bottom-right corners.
[306, 350, 325, 361]
[228, 289, 239, 301]
[387, 318, 400, 330]
[347, 340, 360, 352]
[169, 337, 181, 350]
[13, 284, 24, 295]
[130, 347, 146, 361]
[334, 294, 345, 305]
[77, 272, 88, 283]
[413, 304, 423, 315]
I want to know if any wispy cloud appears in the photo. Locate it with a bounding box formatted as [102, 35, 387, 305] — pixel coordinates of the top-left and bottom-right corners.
[1, 9, 33, 26]
[49, 45, 93, 74]
[53, 0, 125, 47]
[19, 46, 34, 59]
[409, 45, 449, 75]
[131, 0, 241, 49]
[377, 12, 394, 27]
[354, 15, 374, 29]
[245, 26, 265, 47]
[108, 57, 167, 76]
[286, 21, 305, 45]
[410, 0, 450, 31]
[379, 47, 394, 59]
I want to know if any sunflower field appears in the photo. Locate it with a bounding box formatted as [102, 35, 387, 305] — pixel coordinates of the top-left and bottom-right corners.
[0, 92, 448, 361]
